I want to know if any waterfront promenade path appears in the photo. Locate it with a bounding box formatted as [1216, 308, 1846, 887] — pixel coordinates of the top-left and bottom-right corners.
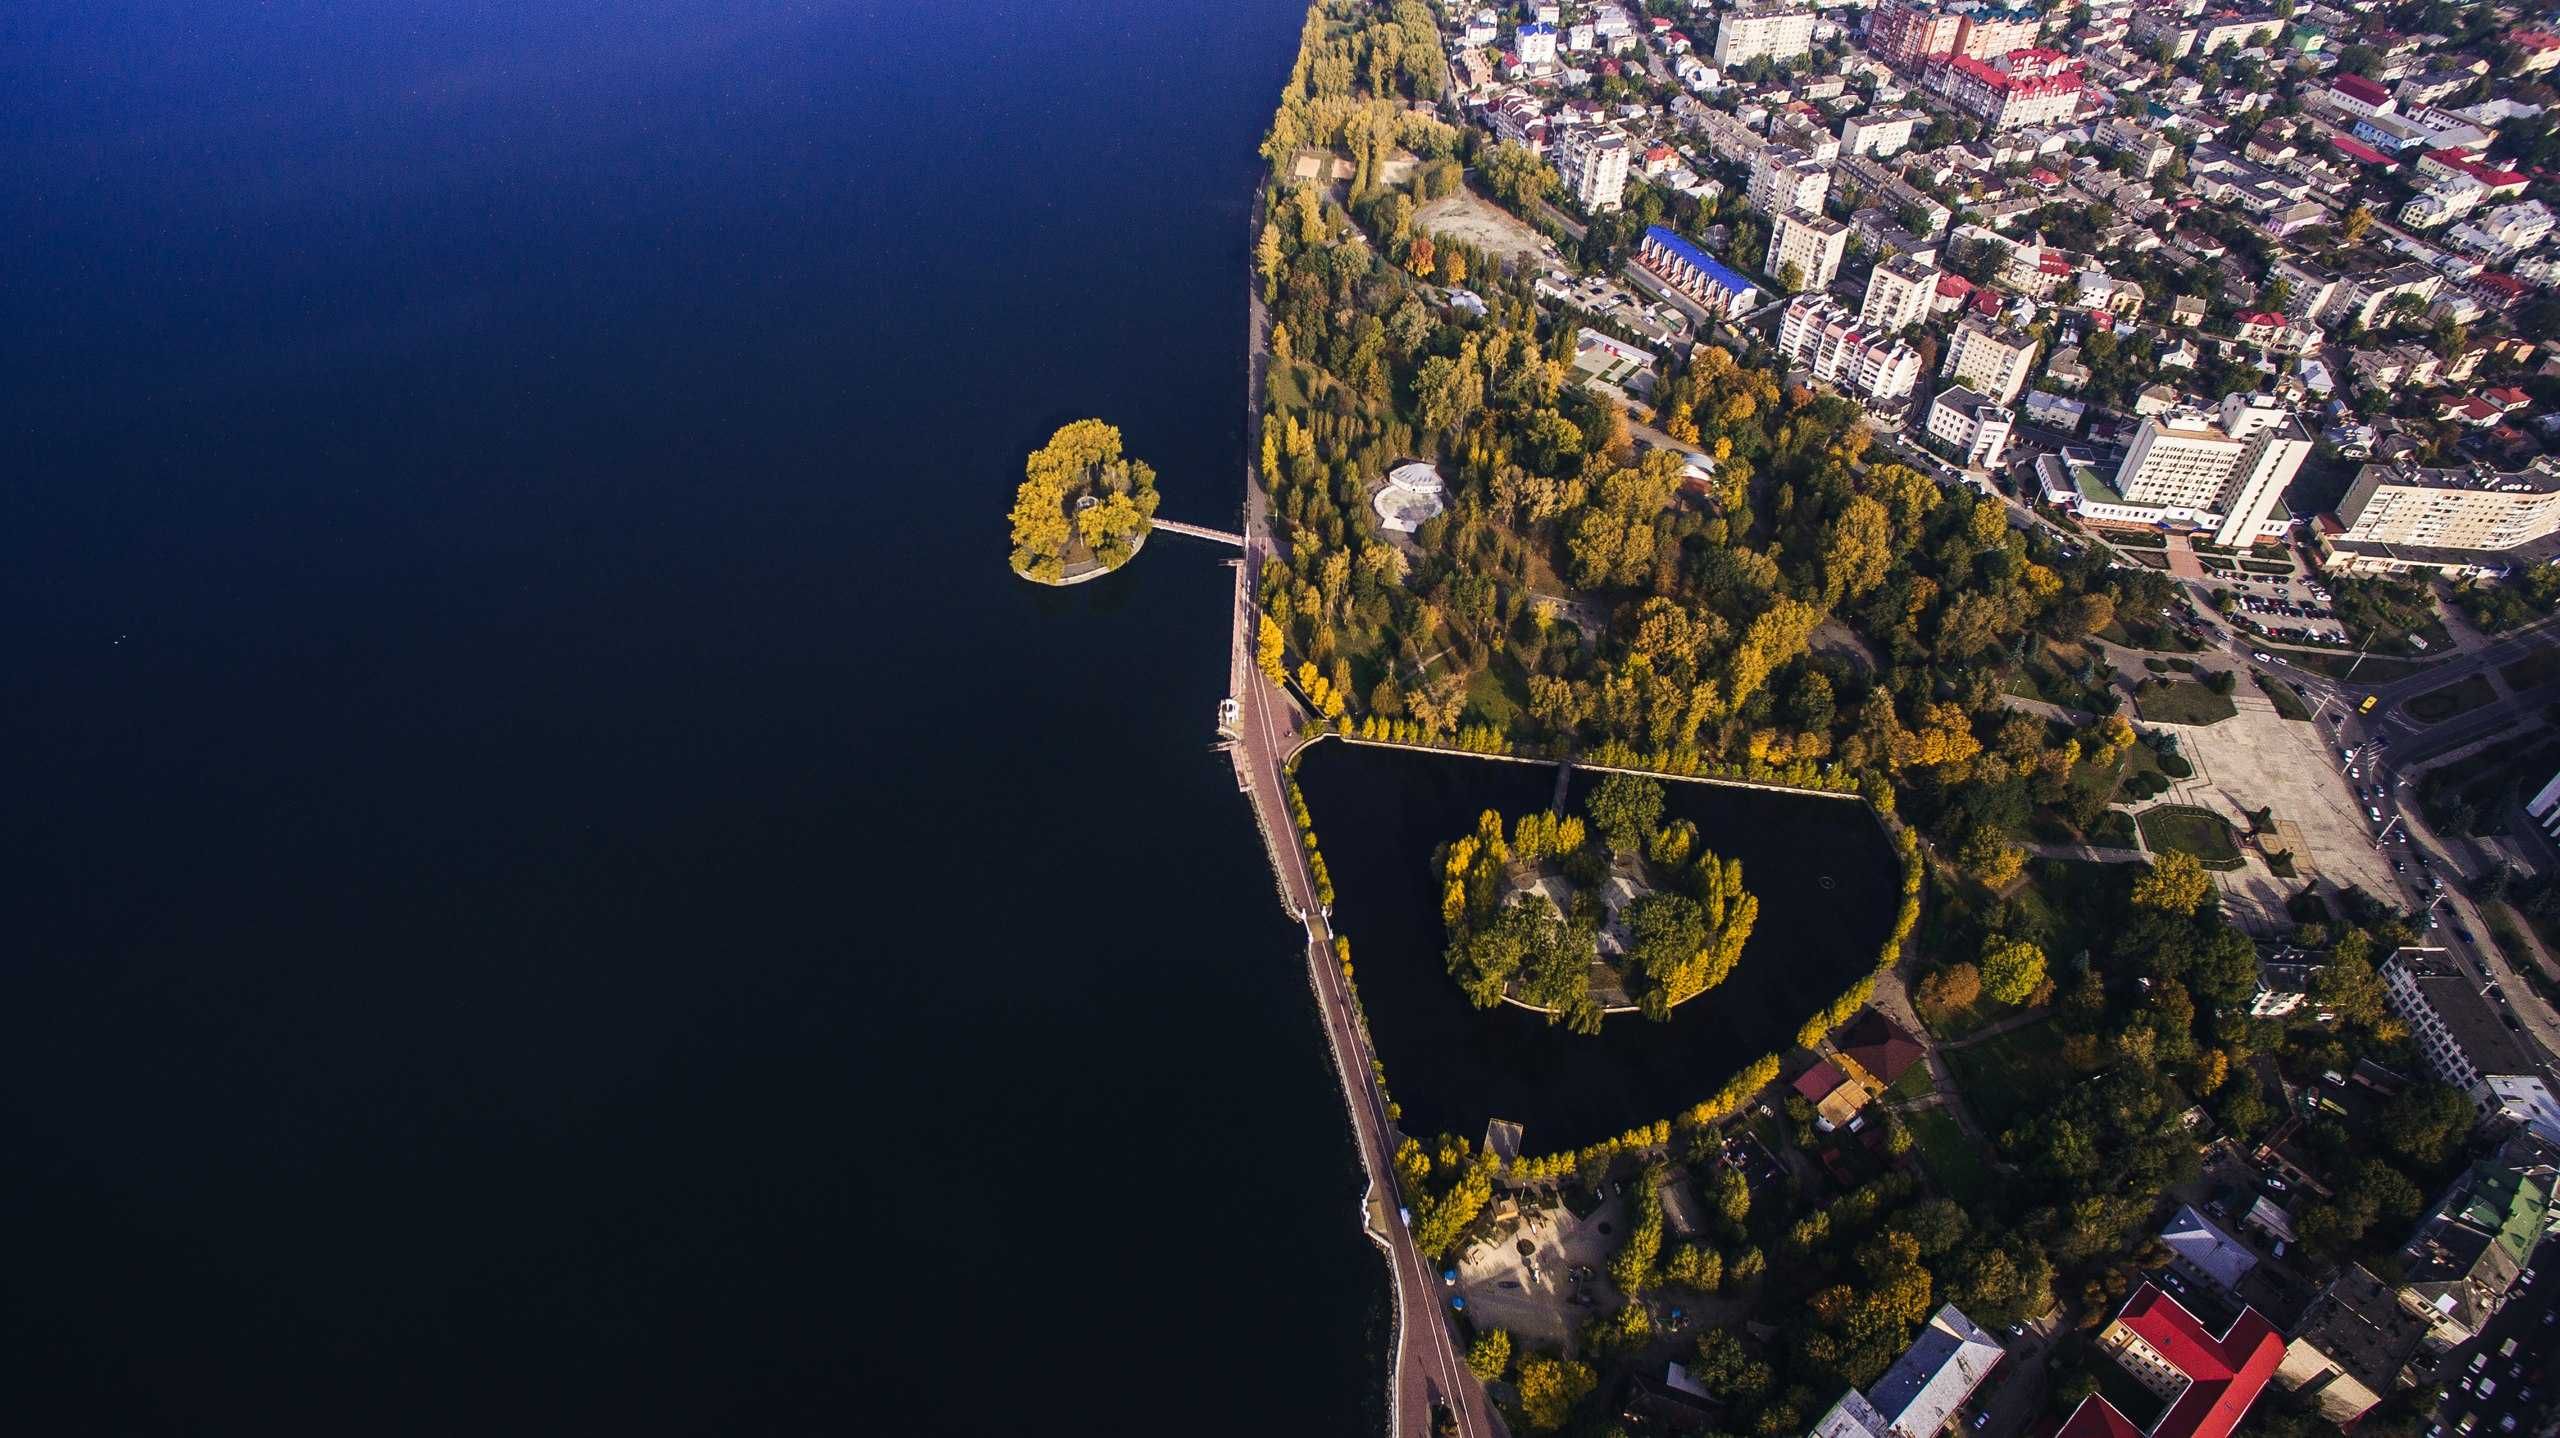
[1232, 244, 1501, 1438]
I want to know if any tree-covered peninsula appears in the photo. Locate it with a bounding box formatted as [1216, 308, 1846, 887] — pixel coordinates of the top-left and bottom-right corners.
[1007, 419, 1160, 584]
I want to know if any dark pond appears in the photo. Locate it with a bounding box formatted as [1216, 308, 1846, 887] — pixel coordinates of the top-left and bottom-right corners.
[1294, 741, 1900, 1153]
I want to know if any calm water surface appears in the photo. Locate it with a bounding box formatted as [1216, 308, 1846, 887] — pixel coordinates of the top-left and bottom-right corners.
[2, 2, 1384, 1432]
[1294, 743, 1897, 1152]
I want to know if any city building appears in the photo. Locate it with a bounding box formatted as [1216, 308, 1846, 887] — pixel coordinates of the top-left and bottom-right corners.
[2389, 1133, 2558, 1348]
[2379, 948, 2560, 1143]
[1866, 0, 2043, 70]
[1924, 48, 2085, 131]
[1778, 294, 1924, 402]
[2109, 393, 2311, 547]
[1924, 385, 2013, 468]
[1748, 146, 1833, 218]
[2275, 1265, 2429, 1426]
[1555, 126, 1631, 212]
[2329, 458, 2560, 563]
[1637, 225, 1760, 319]
[1516, 20, 1559, 68]
[1810, 1304, 2007, 1438]
[2059, 1283, 2282, 1438]
[1769, 210, 1852, 292]
[1843, 109, 1926, 158]
[1713, 6, 1816, 66]
[1861, 253, 1939, 333]
[1941, 315, 2038, 405]
[2160, 1205, 2258, 1296]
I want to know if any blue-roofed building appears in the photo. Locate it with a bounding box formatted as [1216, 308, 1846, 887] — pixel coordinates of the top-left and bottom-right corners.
[1636, 225, 1758, 319]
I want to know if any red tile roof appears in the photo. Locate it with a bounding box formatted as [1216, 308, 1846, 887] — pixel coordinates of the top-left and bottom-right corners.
[2056, 1284, 2282, 1438]
[2329, 134, 2391, 166]
[2334, 74, 2390, 106]
[1792, 1059, 1848, 1102]
[1938, 273, 1977, 298]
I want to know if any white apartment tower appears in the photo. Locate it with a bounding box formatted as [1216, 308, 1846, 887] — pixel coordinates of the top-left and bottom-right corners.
[1768, 210, 1852, 292]
[1860, 254, 1938, 333]
[1555, 127, 1631, 213]
[1714, 7, 1816, 66]
[1940, 316, 2038, 406]
[1748, 146, 1832, 219]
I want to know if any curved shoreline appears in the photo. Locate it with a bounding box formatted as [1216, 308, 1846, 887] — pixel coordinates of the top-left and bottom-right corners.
[1011, 526, 1149, 586]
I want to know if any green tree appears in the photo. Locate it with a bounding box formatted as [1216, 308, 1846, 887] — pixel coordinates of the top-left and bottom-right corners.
[1588, 772, 1666, 854]
[2131, 850, 2212, 915]
[1980, 938, 2048, 1005]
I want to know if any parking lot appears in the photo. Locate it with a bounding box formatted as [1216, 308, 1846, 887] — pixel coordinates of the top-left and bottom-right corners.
[1536, 267, 1691, 349]
[2211, 572, 2354, 648]
[2431, 1238, 2556, 1438]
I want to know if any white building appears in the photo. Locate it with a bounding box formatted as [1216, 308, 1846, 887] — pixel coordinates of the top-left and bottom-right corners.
[2333, 459, 2560, 554]
[1925, 385, 2014, 469]
[1713, 6, 1816, 66]
[1860, 253, 1939, 333]
[1516, 21, 1560, 68]
[1777, 294, 1923, 402]
[2449, 200, 2554, 262]
[1941, 316, 2038, 406]
[1555, 126, 1632, 213]
[1768, 210, 1851, 292]
[1843, 109, 1925, 158]
[1747, 146, 1831, 218]
[2380, 948, 2560, 1144]
[2111, 393, 2311, 547]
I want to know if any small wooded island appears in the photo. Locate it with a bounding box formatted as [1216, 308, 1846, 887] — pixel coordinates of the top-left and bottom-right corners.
[1007, 419, 1161, 584]
[1439, 773, 1757, 1031]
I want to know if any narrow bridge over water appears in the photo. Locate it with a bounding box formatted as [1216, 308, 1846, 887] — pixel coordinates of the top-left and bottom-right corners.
[1153, 518, 1244, 547]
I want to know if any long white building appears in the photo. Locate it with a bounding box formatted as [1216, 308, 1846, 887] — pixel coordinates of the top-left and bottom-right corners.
[2112, 393, 2311, 547]
[1778, 295, 1922, 402]
[1714, 6, 1815, 65]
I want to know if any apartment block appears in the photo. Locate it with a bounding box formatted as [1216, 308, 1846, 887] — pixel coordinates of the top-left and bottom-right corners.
[1768, 210, 1852, 292]
[1714, 7, 1816, 66]
[1554, 126, 1631, 213]
[1777, 294, 1923, 402]
[1860, 253, 1939, 332]
[2332, 459, 2560, 554]
[1941, 315, 2038, 406]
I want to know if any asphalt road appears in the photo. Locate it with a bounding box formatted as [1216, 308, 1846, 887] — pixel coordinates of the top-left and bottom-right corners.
[2430, 1240, 2557, 1438]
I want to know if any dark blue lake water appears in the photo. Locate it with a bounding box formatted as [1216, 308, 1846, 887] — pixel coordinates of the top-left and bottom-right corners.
[1, 2, 1385, 1432]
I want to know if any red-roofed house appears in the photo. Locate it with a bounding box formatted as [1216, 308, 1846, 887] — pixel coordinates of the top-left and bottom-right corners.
[1970, 287, 2004, 318]
[2057, 1284, 2282, 1438]
[2417, 148, 2530, 196]
[2513, 27, 2560, 74]
[2233, 312, 2285, 348]
[2329, 134, 2392, 167]
[2439, 395, 2502, 427]
[2330, 73, 2393, 119]
[2485, 386, 2531, 413]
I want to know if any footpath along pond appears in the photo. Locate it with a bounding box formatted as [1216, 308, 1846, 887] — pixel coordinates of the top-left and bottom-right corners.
[1294, 741, 1900, 1152]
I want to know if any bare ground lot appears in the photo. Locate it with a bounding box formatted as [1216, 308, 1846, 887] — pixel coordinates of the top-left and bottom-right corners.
[2153, 693, 2399, 930]
[1415, 189, 1556, 265]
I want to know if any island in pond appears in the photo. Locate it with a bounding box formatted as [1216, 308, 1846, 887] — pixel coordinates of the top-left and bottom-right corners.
[1439, 773, 1756, 1032]
[1007, 419, 1160, 584]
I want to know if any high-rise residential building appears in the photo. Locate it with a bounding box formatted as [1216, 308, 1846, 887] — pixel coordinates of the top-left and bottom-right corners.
[2111, 393, 2310, 546]
[1554, 126, 1631, 212]
[1747, 146, 1831, 218]
[1925, 385, 2013, 468]
[1767, 210, 1851, 292]
[1941, 315, 2038, 405]
[1713, 6, 1816, 66]
[2381, 949, 2560, 1144]
[1777, 295, 1922, 401]
[1867, 0, 2043, 69]
[1860, 253, 1938, 332]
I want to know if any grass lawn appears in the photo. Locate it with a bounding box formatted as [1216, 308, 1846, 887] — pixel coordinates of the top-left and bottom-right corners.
[2127, 550, 2171, 569]
[1943, 1019, 2068, 1137]
[2500, 645, 2560, 692]
[2252, 671, 2313, 720]
[2139, 805, 2243, 868]
[1888, 1062, 1936, 1102]
[2133, 681, 2238, 726]
[2404, 672, 2497, 725]
[1464, 658, 1530, 733]
[2010, 857, 2128, 967]
[1905, 1105, 1990, 1206]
